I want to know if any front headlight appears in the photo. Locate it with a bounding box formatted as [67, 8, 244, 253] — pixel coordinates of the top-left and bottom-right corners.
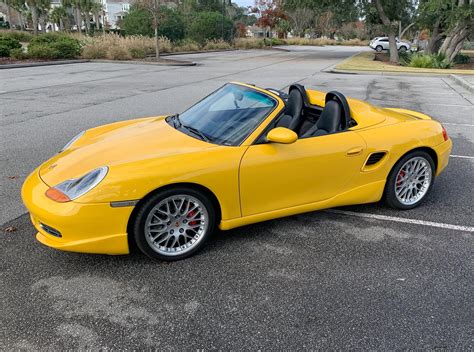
[60, 131, 85, 153]
[45, 166, 108, 202]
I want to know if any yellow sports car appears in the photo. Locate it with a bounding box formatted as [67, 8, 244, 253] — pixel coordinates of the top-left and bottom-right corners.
[22, 82, 452, 261]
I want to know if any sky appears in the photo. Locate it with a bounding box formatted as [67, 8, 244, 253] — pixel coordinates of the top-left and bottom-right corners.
[233, 0, 254, 8]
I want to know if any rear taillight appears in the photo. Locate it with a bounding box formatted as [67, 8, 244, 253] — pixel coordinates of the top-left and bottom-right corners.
[442, 126, 448, 141]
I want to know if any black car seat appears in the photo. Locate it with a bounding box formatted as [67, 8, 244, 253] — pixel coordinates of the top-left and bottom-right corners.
[301, 91, 350, 138]
[276, 85, 306, 131]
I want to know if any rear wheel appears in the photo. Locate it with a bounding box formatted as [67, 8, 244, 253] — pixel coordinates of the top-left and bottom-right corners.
[385, 151, 435, 210]
[375, 45, 383, 52]
[132, 187, 216, 261]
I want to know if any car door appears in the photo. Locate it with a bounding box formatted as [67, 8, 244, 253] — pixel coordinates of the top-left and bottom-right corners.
[239, 131, 366, 216]
[380, 38, 389, 49]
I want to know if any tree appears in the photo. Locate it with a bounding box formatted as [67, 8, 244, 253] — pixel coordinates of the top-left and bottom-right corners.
[418, 0, 473, 61]
[50, 5, 68, 31]
[373, 0, 399, 63]
[251, 0, 286, 41]
[122, 5, 185, 41]
[1, 0, 14, 28]
[438, 0, 472, 61]
[133, 0, 163, 60]
[188, 11, 233, 44]
[286, 7, 313, 37]
[25, 0, 39, 34]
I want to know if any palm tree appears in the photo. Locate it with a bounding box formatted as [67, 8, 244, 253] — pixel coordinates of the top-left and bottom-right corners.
[89, 0, 102, 30]
[25, 0, 39, 34]
[50, 5, 67, 30]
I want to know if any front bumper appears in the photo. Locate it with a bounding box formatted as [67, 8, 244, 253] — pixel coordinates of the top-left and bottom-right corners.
[21, 168, 133, 255]
[433, 138, 452, 176]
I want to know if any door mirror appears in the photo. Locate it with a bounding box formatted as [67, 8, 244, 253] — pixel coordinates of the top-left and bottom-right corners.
[266, 127, 298, 144]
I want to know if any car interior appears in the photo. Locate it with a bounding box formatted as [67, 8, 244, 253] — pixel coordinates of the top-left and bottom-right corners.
[260, 84, 356, 142]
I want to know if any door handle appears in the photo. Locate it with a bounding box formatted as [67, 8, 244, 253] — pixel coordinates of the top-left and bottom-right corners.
[346, 147, 363, 156]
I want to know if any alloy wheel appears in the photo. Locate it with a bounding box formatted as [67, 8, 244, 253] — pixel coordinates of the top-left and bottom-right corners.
[144, 195, 209, 256]
[395, 156, 432, 206]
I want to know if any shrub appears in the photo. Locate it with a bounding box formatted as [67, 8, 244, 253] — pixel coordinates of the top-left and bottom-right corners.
[81, 43, 107, 59]
[203, 39, 232, 50]
[0, 36, 22, 50]
[173, 38, 199, 52]
[453, 53, 471, 64]
[27, 44, 59, 59]
[0, 44, 10, 57]
[106, 46, 130, 60]
[234, 38, 265, 49]
[188, 11, 234, 44]
[270, 38, 285, 45]
[408, 53, 433, 68]
[9, 47, 28, 59]
[27, 34, 81, 59]
[398, 51, 412, 66]
[431, 53, 452, 69]
[81, 34, 159, 59]
[50, 40, 81, 59]
[0, 30, 33, 42]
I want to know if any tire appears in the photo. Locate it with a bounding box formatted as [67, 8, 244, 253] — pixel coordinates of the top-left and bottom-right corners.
[399, 46, 407, 52]
[385, 151, 435, 210]
[132, 187, 217, 261]
[375, 45, 383, 52]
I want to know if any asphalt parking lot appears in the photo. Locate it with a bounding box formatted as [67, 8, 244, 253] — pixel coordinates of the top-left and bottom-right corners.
[1, 46, 473, 350]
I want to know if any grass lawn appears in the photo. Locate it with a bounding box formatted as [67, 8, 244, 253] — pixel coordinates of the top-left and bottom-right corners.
[335, 51, 474, 75]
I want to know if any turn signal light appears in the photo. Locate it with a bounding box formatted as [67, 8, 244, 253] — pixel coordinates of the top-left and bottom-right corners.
[442, 126, 448, 141]
[45, 188, 71, 203]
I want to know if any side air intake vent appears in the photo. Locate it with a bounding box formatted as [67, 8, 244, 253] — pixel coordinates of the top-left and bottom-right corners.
[366, 152, 386, 166]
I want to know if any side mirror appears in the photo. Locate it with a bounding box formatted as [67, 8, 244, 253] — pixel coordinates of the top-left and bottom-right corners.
[266, 127, 298, 144]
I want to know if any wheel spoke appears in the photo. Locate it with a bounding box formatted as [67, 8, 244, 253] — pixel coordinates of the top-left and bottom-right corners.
[144, 194, 209, 256]
[394, 156, 432, 206]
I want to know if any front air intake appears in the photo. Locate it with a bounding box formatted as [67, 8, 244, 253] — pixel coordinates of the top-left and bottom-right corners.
[366, 152, 386, 166]
[40, 223, 62, 237]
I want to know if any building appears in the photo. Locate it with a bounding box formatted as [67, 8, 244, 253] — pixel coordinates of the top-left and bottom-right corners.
[102, 0, 130, 29]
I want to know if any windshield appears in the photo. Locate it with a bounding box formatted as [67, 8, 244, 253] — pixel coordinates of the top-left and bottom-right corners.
[172, 83, 277, 146]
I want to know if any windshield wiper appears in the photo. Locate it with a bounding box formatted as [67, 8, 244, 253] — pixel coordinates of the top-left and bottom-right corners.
[169, 114, 212, 143]
[181, 124, 212, 142]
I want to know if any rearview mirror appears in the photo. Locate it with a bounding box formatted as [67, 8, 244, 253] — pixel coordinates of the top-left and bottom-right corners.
[266, 127, 298, 144]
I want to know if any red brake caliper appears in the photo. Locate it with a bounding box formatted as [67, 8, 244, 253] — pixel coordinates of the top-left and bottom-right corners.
[397, 170, 405, 185]
[187, 210, 198, 226]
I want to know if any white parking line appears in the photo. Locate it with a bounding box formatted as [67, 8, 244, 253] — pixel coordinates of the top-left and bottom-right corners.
[325, 209, 474, 232]
[450, 155, 474, 159]
[441, 123, 474, 127]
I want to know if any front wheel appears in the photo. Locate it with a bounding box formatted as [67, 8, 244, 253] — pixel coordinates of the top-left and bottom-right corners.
[375, 45, 383, 52]
[385, 151, 435, 210]
[398, 46, 407, 52]
[132, 187, 216, 261]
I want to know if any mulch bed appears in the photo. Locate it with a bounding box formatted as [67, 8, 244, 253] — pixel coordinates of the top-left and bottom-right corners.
[0, 57, 75, 65]
[454, 62, 474, 70]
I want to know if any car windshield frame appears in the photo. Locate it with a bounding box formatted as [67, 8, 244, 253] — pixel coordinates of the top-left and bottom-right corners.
[167, 83, 279, 146]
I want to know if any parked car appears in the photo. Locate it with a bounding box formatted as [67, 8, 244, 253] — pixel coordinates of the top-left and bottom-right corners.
[369, 37, 411, 52]
[22, 82, 451, 261]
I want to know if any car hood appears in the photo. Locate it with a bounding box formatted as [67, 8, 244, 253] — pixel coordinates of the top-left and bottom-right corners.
[39, 116, 214, 186]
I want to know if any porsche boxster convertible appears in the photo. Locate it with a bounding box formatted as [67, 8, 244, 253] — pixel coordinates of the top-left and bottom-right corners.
[22, 82, 452, 260]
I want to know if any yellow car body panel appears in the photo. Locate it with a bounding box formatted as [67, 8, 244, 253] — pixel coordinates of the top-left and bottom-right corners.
[21, 82, 452, 255]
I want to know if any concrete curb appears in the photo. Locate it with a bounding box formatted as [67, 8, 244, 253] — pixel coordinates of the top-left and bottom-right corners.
[327, 67, 453, 77]
[449, 74, 474, 93]
[0, 59, 90, 69]
[91, 59, 196, 66]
